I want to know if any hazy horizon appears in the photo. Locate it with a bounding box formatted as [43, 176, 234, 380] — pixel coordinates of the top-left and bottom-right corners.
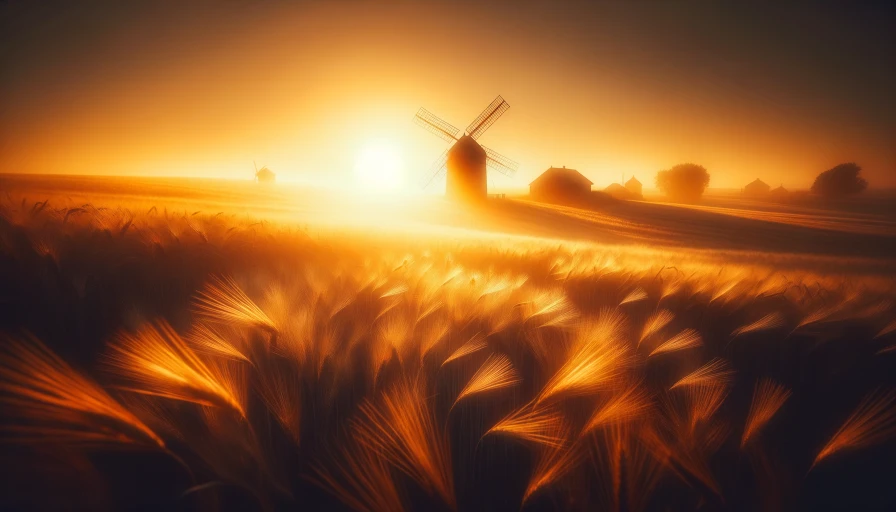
[2, 1, 894, 191]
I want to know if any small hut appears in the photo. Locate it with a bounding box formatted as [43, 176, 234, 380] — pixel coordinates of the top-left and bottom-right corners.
[743, 178, 770, 197]
[604, 183, 638, 200]
[625, 176, 643, 199]
[255, 166, 276, 183]
[768, 184, 789, 202]
[529, 166, 593, 203]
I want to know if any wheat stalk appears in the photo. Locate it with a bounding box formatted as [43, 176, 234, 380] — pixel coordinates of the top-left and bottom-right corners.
[0, 334, 164, 448]
[731, 312, 785, 337]
[620, 287, 648, 305]
[583, 385, 652, 434]
[485, 402, 567, 448]
[741, 378, 791, 447]
[813, 389, 896, 468]
[522, 427, 583, 505]
[639, 309, 674, 346]
[310, 441, 405, 512]
[351, 380, 455, 507]
[441, 332, 487, 367]
[453, 353, 520, 408]
[670, 358, 734, 390]
[193, 275, 277, 333]
[648, 328, 702, 357]
[537, 311, 629, 403]
[106, 320, 245, 417]
[184, 323, 250, 363]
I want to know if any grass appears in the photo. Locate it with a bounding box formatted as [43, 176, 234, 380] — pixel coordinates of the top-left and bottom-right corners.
[1, 184, 895, 511]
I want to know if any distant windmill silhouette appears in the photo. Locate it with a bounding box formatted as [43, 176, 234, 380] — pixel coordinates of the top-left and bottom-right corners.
[414, 95, 519, 201]
[254, 161, 275, 183]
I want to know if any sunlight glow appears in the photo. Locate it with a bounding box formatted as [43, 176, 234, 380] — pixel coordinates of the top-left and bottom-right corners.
[354, 140, 405, 193]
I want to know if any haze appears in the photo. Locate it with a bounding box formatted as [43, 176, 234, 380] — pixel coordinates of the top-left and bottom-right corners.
[2, 0, 894, 190]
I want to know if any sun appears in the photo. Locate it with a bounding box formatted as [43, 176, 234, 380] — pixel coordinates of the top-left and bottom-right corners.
[354, 140, 405, 193]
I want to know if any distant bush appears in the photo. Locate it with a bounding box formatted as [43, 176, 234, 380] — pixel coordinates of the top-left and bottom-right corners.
[656, 163, 710, 202]
[811, 163, 868, 198]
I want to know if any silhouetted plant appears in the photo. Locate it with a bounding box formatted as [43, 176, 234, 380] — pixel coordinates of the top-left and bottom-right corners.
[655, 163, 710, 202]
[811, 163, 868, 198]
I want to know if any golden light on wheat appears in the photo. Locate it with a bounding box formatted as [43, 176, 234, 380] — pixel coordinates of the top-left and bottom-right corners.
[310, 441, 405, 512]
[670, 358, 735, 390]
[184, 323, 251, 363]
[732, 312, 786, 337]
[0, 334, 164, 448]
[441, 332, 488, 367]
[619, 287, 648, 305]
[522, 425, 582, 505]
[485, 402, 568, 447]
[683, 383, 730, 430]
[741, 378, 791, 447]
[648, 328, 703, 357]
[1, 193, 895, 509]
[351, 380, 455, 506]
[582, 384, 653, 433]
[639, 309, 674, 346]
[452, 353, 521, 408]
[105, 320, 246, 417]
[193, 275, 278, 334]
[813, 390, 896, 468]
[537, 311, 629, 403]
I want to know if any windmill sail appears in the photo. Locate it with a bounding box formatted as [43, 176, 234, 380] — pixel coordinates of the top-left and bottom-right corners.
[467, 96, 509, 140]
[412, 95, 517, 194]
[421, 148, 450, 189]
[483, 146, 519, 177]
[414, 108, 461, 143]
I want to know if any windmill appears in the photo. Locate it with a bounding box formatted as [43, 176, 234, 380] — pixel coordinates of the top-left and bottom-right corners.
[254, 161, 275, 183]
[414, 95, 519, 201]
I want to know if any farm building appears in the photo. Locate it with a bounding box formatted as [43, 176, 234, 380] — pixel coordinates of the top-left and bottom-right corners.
[255, 166, 276, 183]
[625, 176, 643, 199]
[530, 166, 593, 202]
[769, 185, 789, 202]
[743, 178, 770, 197]
[604, 183, 637, 200]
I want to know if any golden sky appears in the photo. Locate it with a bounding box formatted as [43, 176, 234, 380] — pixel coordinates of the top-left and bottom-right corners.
[2, 1, 894, 190]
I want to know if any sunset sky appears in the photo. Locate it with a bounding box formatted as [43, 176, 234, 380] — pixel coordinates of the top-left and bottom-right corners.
[2, 1, 894, 191]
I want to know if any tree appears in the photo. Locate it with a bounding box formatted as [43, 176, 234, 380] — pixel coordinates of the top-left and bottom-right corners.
[655, 163, 710, 202]
[811, 163, 867, 198]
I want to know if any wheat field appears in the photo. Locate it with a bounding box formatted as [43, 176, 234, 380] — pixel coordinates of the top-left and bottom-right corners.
[1, 178, 895, 511]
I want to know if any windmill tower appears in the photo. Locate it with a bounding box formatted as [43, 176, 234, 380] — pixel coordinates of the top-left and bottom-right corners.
[254, 161, 275, 183]
[413, 95, 519, 201]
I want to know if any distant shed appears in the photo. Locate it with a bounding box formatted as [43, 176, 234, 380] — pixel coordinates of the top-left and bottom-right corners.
[743, 178, 770, 197]
[604, 183, 638, 200]
[625, 176, 643, 199]
[530, 166, 593, 202]
[768, 185, 788, 202]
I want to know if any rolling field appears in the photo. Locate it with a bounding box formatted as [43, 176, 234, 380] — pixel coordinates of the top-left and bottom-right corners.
[1, 174, 895, 511]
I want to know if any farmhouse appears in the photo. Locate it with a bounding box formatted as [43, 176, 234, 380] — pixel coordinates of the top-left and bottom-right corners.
[769, 184, 789, 202]
[743, 178, 770, 197]
[529, 166, 593, 203]
[625, 176, 643, 199]
[604, 183, 634, 200]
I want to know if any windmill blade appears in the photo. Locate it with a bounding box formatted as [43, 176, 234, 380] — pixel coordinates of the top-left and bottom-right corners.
[467, 95, 509, 140]
[421, 149, 449, 189]
[483, 146, 519, 177]
[414, 108, 461, 143]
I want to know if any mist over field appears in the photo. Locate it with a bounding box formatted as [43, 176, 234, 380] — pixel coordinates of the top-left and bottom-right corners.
[2, 0, 895, 509]
[2, 174, 895, 511]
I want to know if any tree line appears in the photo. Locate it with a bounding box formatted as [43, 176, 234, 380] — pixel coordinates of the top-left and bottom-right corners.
[654, 162, 869, 202]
